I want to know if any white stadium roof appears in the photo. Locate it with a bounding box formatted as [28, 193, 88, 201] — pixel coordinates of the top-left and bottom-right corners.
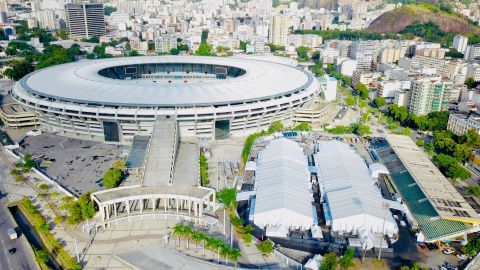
[315, 141, 398, 236]
[18, 56, 313, 107]
[253, 138, 314, 231]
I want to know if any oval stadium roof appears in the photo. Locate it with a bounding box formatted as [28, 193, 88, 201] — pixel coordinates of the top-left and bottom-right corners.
[17, 56, 313, 107]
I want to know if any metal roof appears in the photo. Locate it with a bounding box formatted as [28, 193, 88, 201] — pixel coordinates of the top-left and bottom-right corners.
[386, 134, 480, 224]
[17, 56, 313, 107]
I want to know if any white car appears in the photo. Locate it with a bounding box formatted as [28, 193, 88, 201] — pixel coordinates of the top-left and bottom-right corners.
[443, 248, 455, 255]
[456, 253, 469, 260]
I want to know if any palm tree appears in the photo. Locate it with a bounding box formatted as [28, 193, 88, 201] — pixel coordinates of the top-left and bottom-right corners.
[173, 224, 185, 247]
[205, 237, 217, 260]
[200, 233, 208, 257]
[220, 244, 231, 265]
[191, 231, 202, 249]
[229, 248, 241, 267]
[183, 225, 192, 250]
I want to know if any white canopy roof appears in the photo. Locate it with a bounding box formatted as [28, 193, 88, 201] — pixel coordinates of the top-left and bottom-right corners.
[369, 163, 390, 178]
[315, 141, 398, 236]
[253, 138, 314, 230]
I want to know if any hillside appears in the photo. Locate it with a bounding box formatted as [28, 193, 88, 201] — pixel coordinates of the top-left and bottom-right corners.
[367, 3, 480, 34]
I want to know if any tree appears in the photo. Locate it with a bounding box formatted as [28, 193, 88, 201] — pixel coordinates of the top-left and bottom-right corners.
[128, 50, 139, 56]
[170, 48, 179, 55]
[195, 43, 213, 56]
[464, 236, 480, 257]
[35, 249, 49, 265]
[296, 46, 309, 61]
[356, 83, 369, 99]
[339, 248, 354, 269]
[257, 240, 273, 255]
[465, 77, 476, 89]
[111, 159, 127, 173]
[453, 144, 472, 162]
[268, 120, 284, 133]
[77, 193, 96, 219]
[101, 168, 122, 188]
[218, 188, 237, 210]
[4, 61, 34, 80]
[320, 252, 338, 270]
[15, 175, 26, 182]
[39, 184, 49, 192]
[373, 97, 386, 108]
[293, 122, 311, 131]
[56, 29, 68, 40]
[433, 154, 471, 180]
[466, 186, 480, 197]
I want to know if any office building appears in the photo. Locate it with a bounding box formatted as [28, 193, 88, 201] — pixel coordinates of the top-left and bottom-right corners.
[66, 3, 105, 39]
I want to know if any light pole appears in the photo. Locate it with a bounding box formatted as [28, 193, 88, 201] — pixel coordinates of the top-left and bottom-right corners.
[378, 202, 389, 261]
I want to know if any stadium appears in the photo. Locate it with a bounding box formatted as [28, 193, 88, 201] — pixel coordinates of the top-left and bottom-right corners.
[11, 56, 320, 143]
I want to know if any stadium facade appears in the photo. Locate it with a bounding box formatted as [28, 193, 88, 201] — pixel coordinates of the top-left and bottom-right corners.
[12, 56, 320, 143]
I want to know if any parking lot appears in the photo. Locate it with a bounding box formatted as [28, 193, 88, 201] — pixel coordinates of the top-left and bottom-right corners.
[17, 133, 126, 195]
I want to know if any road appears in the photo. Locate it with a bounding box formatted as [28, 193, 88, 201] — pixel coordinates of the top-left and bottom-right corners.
[0, 150, 38, 270]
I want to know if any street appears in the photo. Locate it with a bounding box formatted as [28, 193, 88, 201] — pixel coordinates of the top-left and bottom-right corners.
[0, 150, 38, 270]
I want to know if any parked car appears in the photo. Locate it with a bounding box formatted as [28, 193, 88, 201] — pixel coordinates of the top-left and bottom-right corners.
[456, 253, 469, 260]
[8, 248, 16, 254]
[443, 248, 455, 255]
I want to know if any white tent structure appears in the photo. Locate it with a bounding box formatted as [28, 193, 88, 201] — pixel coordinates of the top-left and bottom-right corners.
[252, 138, 314, 236]
[315, 141, 398, 238]
[369, 163, 390, 178]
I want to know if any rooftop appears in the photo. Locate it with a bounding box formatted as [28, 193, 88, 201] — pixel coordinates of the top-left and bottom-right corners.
[386, 134, 480, 224]
[92, 185, 212, 204]
[17, 56, 314, 107]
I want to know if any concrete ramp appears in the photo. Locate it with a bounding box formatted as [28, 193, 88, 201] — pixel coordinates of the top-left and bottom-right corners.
[143, 118, 178, 186]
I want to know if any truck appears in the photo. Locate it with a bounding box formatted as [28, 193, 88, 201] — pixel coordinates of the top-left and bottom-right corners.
[7, 227, 18, 240]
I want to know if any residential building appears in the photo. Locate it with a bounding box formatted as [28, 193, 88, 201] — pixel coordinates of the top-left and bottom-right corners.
[378, 48, 406, 64]
[465, 45, 480, 61]
[452, 35, 468, 54]
[155, 35, 177, 53]
[268, 14, 290, 46]
[66, 3, 105, 39]
[409, 76, 453, 115]
[447, 113, 480, 135]
[349, 40, 378, 70]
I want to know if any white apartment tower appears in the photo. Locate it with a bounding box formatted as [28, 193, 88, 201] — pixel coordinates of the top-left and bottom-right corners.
[66, 3, 105, 39]
[155, 35, 177, 53]
[452, 35, 468, 54]
[268, 14, 290, 46]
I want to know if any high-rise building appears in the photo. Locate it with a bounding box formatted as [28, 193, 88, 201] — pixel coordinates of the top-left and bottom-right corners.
[349, 40, 379, 70]
[0, 0, 7, 24]
[409, 76, 453, 116]
[155, 35, 177, 53]
[452, 35, 468, 54]
[464, 45, 480, 61]
[66, 3, 105, 39]
[268, 14, 290, 46]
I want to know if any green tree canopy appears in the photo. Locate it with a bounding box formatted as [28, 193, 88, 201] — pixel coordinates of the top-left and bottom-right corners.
[320, 252, 338, 270]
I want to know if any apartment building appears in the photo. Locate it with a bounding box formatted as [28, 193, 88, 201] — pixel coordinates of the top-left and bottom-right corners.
[66, 3, 105, 39]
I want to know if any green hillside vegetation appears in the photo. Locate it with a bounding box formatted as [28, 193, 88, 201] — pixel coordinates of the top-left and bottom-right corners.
[368, 3, 480, 43]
